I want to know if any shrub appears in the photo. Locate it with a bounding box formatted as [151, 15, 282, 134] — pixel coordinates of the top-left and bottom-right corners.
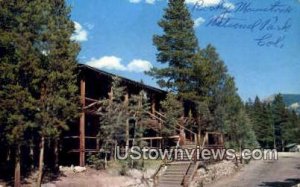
[87, 153, 106, 170]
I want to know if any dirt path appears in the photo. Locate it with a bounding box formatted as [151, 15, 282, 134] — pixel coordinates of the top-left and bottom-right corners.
[207, 152, 300, 187]
[43, 170, 137, 187]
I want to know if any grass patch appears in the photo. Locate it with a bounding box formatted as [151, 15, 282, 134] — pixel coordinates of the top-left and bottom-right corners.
[105, 159, 162, 176]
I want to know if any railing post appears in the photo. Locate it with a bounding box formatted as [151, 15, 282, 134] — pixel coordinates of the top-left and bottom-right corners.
[154, 176, 157, 187]
[151, 163, 164, 187]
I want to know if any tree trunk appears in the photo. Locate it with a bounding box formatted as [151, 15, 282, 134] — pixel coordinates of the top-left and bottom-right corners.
[273, 124, 276, 149]
[104, 153, 107, 169]
[54, 138, 59, 170]
[113, 141, 117, 161]
[198, 123, 201, 146]
[30, 143, 34, 171]
[14, 145, 21, 187]
[37, 136, 45, 187]
[7, 148, 11, 162]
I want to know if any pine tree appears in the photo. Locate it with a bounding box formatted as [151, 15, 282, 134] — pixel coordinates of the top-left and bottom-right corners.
[282, 110, 298, 146]
[272, 94, 289, 151]
[146, 0, 258, 152]
[291, 112, 300, 144]
[246, 97, 276, 148]
[98, 77, 127, 160]
[128, 90, 150, 146]
[191, 45, 235, 132]
[223, 94, 258, 150]
[260, 103, 275, 148]
[0, 1, 41, 186]
[160, 93, 183, 139]
[147, 0, 198, 97]
[0, 82, 36, 187]
[127, 90, 150, 169]
[32, 1, 79, 185]
[248, 97, 275, 148]
[192, 45, 228, 101]
[0, 1, 79, 185]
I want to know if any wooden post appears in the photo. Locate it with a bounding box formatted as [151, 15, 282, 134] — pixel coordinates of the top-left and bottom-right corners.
[96, 137, 100, 151]
[203, 133, 208, 147]
[159, 122, 162, 139]
[151, 98, 156, 114]
[79, 79, 86, 167]
[124, 93, 129, 106]
[221, 133, 224, 146]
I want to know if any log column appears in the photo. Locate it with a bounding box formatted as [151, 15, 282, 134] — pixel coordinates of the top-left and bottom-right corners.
[151, 97, 156, 114]
[79, 79, 86, 167]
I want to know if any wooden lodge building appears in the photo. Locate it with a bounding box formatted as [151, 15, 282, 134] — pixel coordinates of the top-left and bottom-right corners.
[62, 64, 170, 166]
[61, 64, 224, 167]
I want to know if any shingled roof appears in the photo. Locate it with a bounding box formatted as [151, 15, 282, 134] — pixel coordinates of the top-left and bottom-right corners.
[78, 63, 167, 94]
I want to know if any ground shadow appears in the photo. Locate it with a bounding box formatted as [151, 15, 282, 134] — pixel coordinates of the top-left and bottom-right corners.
[259, 178, 300, 187]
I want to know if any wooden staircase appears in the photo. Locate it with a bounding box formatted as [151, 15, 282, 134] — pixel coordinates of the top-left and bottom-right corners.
[155, 140, 200, 187]
[148, 112, 225, 186]
[157, 162, 195, 187]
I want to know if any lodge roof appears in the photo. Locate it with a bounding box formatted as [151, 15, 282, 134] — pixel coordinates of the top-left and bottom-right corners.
[78, 63, 167, 94]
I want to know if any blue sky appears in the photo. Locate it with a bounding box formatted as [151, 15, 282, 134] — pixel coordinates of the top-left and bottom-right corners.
[68, 0, 300, 101]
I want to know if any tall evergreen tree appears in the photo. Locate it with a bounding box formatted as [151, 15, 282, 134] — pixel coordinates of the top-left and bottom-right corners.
[128, 90, 150, 145]
[0, 73, 36, 187]
[148, 0, 259, 150]
[272, 94, 289, 150]
[0, 0, 79, 185]
[282, 110, 299, 147]
[247, 97, 275, 148]
[98, 77, 127, 160]
[97, 78, 152, 168]
[222, 91, 258, 150]
[191, 45, 238, 133]
[33, 1, 79, 185]
[260, 103, 275, 148]
[0, 1, 42, 186]
[147, 0, 198, 97]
